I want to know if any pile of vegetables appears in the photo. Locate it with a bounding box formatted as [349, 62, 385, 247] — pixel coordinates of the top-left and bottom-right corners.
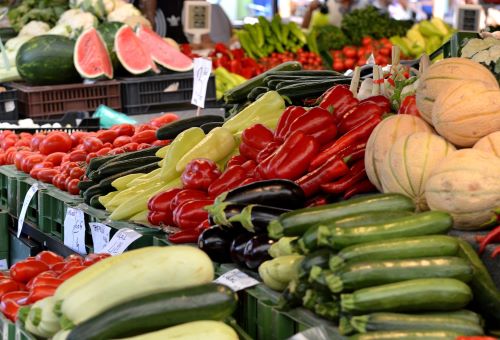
[7, 0, 68, 32]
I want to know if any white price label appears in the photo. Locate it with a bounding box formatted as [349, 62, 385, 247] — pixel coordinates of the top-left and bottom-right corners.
[17, 183, 39, 237]
[102, 228, 141, 256]
[63, 208, 87, 255]
[3, 322, 8, 340]
[191, 57, 212, 108]
[0, 259, 7, 271]
[214, 269, 259, 292]
[90, 222, 111, 254]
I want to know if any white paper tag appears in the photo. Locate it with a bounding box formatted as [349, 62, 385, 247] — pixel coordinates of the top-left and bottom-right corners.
[0, 259, 7, 270]
[366, 53, 375, 65]
[2, 322, 8, 340]
[89, 222, 111, 254]
[17, 183, 38, 237]
[191, 57, 212, 108]
[102, 228, 142, 256]
[63, 208, 87, 255]
[214, 269, 259, 292]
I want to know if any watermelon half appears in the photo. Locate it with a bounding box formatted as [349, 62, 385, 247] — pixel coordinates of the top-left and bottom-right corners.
[115, 25, 159, 75]
[74, 28, 113, 79]
[136, 25, 193, 72]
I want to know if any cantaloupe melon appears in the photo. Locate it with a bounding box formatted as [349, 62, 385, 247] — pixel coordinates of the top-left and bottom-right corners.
[416, 58, 499, 125]
[473, 131, 500, 157]
[365, 115, 433, 191]
[380, 132, 456, 211]
[425, 149, 500, 230]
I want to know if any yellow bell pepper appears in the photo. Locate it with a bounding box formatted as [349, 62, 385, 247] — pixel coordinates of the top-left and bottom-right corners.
[129, 210, 149, 224]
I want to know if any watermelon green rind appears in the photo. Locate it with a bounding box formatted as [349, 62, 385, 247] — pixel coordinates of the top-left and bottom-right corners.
[115, 25, 158, 75]
[16, 35, 80, 85]
[74, 28, 113, 79]
[97, 21, 121, 69]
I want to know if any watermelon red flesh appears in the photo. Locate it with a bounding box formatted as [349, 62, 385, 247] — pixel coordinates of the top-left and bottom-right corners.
[74, 28, 113, 79]
[115, 25, 159, 75]
[136, 25, 193, 72]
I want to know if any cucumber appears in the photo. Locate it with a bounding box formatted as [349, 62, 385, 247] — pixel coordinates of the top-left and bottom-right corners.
[277, 78, 352, 98]
[83, 184, 105, 205]
[77, 180, 96, 193]
[348, 331, 462, 340]
[223, 61, 302, 103]
[341, 278, 473, 314]
[329, 235, 459, 271]
[104, 146, 162, 165]
[200, 122, 223, 134]
[156, 115, 224, 140]
[327, 257, 473, 293]
[321, 211, 452, 250]
[97, 163, 160, 190]
[90, 156, 161, 181]
[266, 79, 282, 90]
[87, 154, 118, 173]
[267, 193, 415, 239]
[298, 211, 415, 253]
[66, 283, 237, 340]
[278, 278, 310, 310]
[247, 86, 269, 101]
[275, 77, 351, 90]
[89, 195, 105, 210]
[265, 70, 344, 77]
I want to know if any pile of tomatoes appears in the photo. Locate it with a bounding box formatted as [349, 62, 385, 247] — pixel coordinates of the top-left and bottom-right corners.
[0, 113, 178, 196]
[258, 49, 324, 71]
[330, 37, 395, 72]
[0, 251, 109, 322]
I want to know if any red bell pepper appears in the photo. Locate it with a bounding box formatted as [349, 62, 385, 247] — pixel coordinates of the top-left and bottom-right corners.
[296, 158, 349, 197]
[286, 107, 337, 145]
[318, 85, 359, 120]
[26, 284, 57, 304]
[147, 211, 171, 226]
[238, 177, 259, 186]
[239, 142, 260, 161]
[360, 95, 391, 113]
[306, 195, 329, 207]
[168, 229, 201, 244]
[173, 199, 214, 230]
[181, 159, 221, 191]
[226, 155, 247, 168]
[242, 124, 274, 150]
[338, 102, 385, 135]
[208, 165, 248, 198]
[9, 260, 49, 284]
[29, 276, 63, 289]
[343, 179, 377, 199]
[264, 131, 320, 180]
[256, 141, 280, 163]
[196, 219, 211, 233]
[321, 159, 367, 194]
[398, 95, 420, 116]
[491, 246, 500, 259]
[310, 114, 381, 170]
[478, 225, 500, 254]
[148, 188, 183, 212]
[170, 189, 208, 211]
[274, 106, 307, 141]
[1, 291, 28, 322]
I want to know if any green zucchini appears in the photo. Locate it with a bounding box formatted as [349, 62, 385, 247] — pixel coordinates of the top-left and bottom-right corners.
[302, 288, 333, 310]
[341, 278, 473, 314]
[103, 146, 162, 165]
[419, 310, 484, 326]
[314, 301, 339, 321]
[342, 312, 483, 336]
[156, 115, 224, 140]
[268, 193, 415, 239]
[265, 70, 344, 77]
[321, 211, 452, 250]
[266, 79, 282, 90]
[83, 184, 105, 205]
[348, 330, 462, 340]
[223, 61, 302, 103]
[77, 180, 96, 193]
[200, 122, 223, 134]
[277, 78, 352, 98]
[247, 86, 269, 101]
[90, 156, 161, 181]
[87, 154, 118, 173]
[89, 195, 105, 210]
[66, 283, 237, 340]
[278, 278, 310, 310]
[275, 77, 351, 91]
[329, 235, 460, 272]
[97, 163, 160, 190]
[298, 248, 333, 279]
[327, 257, 473, 293]
[298, 211, 415, 253]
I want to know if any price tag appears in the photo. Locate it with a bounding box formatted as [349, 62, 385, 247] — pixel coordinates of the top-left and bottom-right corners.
[102, 228, 142, 256]
[191, 57, 212, 109]
[89, 222, 111, 254]
[3, 323, 8, 340]
[0, 259, 7, 271]
[63, 208, 87, 255]
[17, 183, 39, 237]
[214, 269, 259, 292]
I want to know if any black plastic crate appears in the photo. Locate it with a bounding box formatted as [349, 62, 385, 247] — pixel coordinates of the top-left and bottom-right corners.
[0, 86, 18, 121]
[0, 111, 100, 133]
[120, 72, 218, 115]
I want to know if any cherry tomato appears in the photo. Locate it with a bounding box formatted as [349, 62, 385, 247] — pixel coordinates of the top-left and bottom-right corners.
[39, 132, 72, 155]
[10, 260, 49, 283]
[58, 266, 86, 281]
[86, 152, 98, 163]
[111, 124, 135, 136]
[67, 179, 80, 195]
[121, 142, 138, 152]
[344, 58, 356, 70]
[35, 251, 64, 266]
[27, 284, 57, 303]
[83, 137, 104, 153]
[131, 130, 156, 144]
[96, 130, 118, 144]
[113, 135, 132, 148]
[37, 168, 59, 184]
[69, 167, 85, 179]
[83, 253, 111, 266]
[96, 147, 111, 156]
[68, 150, 87, 162]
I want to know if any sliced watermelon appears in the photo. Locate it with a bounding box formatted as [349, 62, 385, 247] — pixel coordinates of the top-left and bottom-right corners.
[97, 21, 122, 70]
[74, 28, 113, 79]
[115, 25, 158, 75]
[136, 25, 193, 72]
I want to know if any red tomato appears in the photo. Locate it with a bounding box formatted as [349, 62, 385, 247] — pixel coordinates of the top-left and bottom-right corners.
[32, 161, 54, 171]
[49, 262, 66, 273]
[83, 137, 104, 153]
[113, 135, 132, 148]
[137, 143, 151, 150]
[27, 284, 57, 303]
[96, 147, 111, 156]
[0, 279, 21, 296]
[69, 167, 85, 179]
[131, 130, 156, 144]
[67, 179, 80, 195]
[333, 60, 345, 72]
[37, 168, 59, 184]
[22, 154, 45, 173]
[109, 148, 125, 155]
[61, 162, 78, 175]
[29, 276, 63, 289]
[86, 152, 98, 163]
[35, 251, 63, 266]
[39, 132, 72, 155]
[0, 153, 6, 166]
[45, 152, 65, 166]
[10, 260, 49, 283]
[379, 46, 391, 57]
[83, 253, 111, 266]
[0, 292, 26, 322]
[121, 142, 138, 152]
[102, 142, 113, 149]
[14, 151, 32, 170]
[135, 124, 157, 133]
[150, 113, 178, 127]
[111, 124, 135, 136]
[58, 266, 86, 281]
[65, 254, 84, 263]
[152, 140, 170, 147]
[15, 139, 31, 148]
[344, 58, 356, 70]
[68, 150, 87, 162]
[30, 168, 42, 180]
[1, 138, 16, 150]
[96, 130, 118, 144]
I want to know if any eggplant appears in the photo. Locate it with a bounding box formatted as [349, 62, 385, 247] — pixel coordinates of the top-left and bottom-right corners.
[198, 226, 243, 263]
[216, 179, 306, 210]
[230, 232, 254, 266]
[243, 234, 275, 269]
[208, 204, 246, 227]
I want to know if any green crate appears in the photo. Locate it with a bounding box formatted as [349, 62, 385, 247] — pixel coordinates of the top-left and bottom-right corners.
[8, 233, 42, 266]
[0, 210, 9, 254]
[0, 314, 15, 340]
[0, 166, 27, 216]
[16, 177, 42, 226]
[15, 325, 35, 340]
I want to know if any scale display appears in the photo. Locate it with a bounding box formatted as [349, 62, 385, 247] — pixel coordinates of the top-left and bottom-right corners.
[183, 1, 212, 44]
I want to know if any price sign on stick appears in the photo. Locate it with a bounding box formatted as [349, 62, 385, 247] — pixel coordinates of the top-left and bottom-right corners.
[63, 208, 87, 255]
[90, 222, 111, 254]
[191, 57, 212, 114]
[102, 228, 142, 256]
[17, 183, 39, 237]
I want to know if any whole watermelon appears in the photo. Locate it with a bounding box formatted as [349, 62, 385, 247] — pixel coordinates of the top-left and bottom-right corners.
[97, 21, 122, 70]
[16, 35, 80, 85]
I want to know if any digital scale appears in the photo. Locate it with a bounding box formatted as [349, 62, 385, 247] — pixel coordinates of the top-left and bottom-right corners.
[183, 1, 212, 44]
[455, 4, 483, 32]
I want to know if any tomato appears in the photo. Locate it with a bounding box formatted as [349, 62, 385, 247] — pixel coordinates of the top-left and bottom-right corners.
[96, 130, 118, 144]
[135, 124, 157, 133]
[35, 251, 64, 266]
[27, 284, 57, 303]
[150, 113, 178, 127]
[69, 167, 85, 180]
[30, 276, 63, 289]
[65, 254, 84, 263]
[131, 130, 156, 144]
[137, 143, 151, 150]
[1, 137, 16, 150]
[15, 139, 31, 148]
[152, 140, 170, 147]
[96, 147, 111, 156]
[379, 46, 391, 57]
[0, 293, 26, 322]
[357, 58, 367, 66]
[68, 150, 87, 162]
[121, 142, 138, 152]
[20, 154, 43, 173]
[64, 176, 74, 191]
[32, 161, 53, 171]
[37, 168, 60, 184]
[0, 153, 6, 166]
[83, 253, 111, 266]
[109, 148, 125, 155]
[0, 279, 21, 296]
[44, 152, 65, 166]
[113, 135, 132, 148]
[102, 142, 113, 149]
[86, 152, 98, 163]
[61, 162, 78, 175]
[342, 46, 357, 59]
[83, 137, 104, 153]
[10, 260, 49, 283]
[333, 61, 345, 72]
[67, 179, 80, 195]
[14, 151, 31, 170]
[49, 262, 66, 273]
[111, 124, 135, 136]
[58, 266, 86, 281]
[362, 36, 372, 46]
[39, 132, 72, 155]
